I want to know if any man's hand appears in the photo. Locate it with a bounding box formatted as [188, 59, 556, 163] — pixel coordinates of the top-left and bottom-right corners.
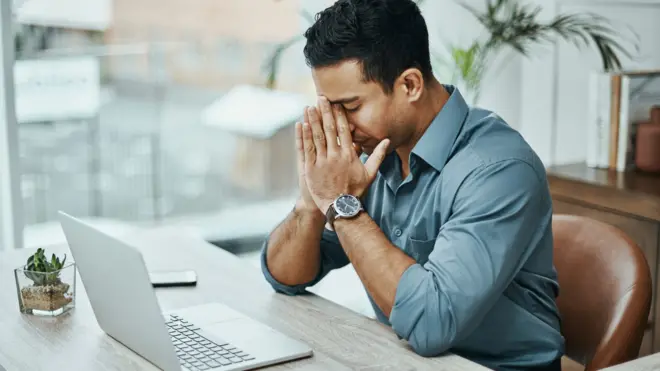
[301, 97, 390, 215]
[294, 108, 323, 217]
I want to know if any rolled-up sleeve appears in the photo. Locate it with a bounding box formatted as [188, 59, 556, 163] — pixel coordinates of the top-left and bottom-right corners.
[261, 227, 349, 296]
[389, 159, 548, 356]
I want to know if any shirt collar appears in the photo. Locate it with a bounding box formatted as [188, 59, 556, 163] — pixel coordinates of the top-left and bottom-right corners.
[411, 85, 469, 173]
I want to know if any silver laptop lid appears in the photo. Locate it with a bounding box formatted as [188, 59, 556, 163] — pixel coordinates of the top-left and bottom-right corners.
[58, 211, 180, 371]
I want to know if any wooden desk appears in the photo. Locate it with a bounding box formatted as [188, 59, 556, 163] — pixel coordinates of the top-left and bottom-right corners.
[602, 352, 660, 371]
[547, 163, 660, 355]
[0, 227, 487, 370]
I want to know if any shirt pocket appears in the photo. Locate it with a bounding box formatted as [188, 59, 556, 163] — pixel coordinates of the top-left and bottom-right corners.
[406, 237, 436, 265]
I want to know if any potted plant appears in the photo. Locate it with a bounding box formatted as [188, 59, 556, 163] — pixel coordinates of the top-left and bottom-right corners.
[14, 248, 76, 316]
[434, 0, 638, 104]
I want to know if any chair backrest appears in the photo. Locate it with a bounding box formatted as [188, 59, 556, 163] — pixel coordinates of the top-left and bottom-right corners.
[552, 214, 652, 370]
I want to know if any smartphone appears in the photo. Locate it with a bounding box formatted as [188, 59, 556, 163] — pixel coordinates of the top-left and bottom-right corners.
[149, 270, 197, 287]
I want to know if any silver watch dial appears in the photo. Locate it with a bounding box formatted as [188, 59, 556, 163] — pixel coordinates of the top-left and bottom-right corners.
[334, 194, 361, 217]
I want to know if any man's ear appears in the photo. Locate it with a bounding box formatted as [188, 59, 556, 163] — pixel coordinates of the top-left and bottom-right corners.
[397, 68, 424, 103]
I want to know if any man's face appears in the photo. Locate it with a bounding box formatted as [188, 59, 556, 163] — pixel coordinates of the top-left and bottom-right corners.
[311, 60, 406, 155]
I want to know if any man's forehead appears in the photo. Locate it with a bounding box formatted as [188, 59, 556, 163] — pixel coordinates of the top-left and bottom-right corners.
[313, 59, 362, 78]
[312, 61, 368, 100]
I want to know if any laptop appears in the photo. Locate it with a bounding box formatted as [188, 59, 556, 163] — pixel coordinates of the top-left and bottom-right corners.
[57, 211, 313, 371]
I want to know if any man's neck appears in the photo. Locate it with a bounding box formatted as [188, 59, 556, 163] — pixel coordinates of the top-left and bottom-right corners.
[397, 80, 450, 178]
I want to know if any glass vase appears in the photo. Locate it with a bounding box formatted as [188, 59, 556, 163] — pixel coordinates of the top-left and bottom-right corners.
[14, 262, 76, 316]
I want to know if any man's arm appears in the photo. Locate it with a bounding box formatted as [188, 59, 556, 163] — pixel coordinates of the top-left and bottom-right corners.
[335, 159, 549, 356]
[261, 205, 349, 295]
[333, 213, 415, 316]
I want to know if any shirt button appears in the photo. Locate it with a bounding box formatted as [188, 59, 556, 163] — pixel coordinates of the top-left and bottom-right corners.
[394, 229, 402, 237]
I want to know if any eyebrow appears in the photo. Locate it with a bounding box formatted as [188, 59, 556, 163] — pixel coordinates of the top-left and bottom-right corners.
[326, 96, 359, 105]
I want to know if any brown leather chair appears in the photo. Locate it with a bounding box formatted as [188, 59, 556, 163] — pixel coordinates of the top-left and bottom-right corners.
[553, 214, 653, 371]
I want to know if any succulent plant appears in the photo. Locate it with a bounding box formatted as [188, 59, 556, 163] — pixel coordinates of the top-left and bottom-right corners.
[24, 248, 67, 286]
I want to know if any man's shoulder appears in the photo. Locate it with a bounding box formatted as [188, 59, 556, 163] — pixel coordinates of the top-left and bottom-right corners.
[438, 108, 548, 203]
[447, 107, 546, 182]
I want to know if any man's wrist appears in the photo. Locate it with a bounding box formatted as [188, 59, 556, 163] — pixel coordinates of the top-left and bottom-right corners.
[332, 211, 368, 233]
[293, 201, 326, 225]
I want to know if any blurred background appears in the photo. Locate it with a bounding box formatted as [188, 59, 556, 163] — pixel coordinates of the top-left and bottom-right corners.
[11, 0, 308, 221]
[2, 0, 660, 245]
[3, 0, 660, 323]
[1, 0, 658, 251]
[5, 0, 325, 248]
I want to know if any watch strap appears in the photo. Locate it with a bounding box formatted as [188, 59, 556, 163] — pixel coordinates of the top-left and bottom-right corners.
[325, 204, 339, 231]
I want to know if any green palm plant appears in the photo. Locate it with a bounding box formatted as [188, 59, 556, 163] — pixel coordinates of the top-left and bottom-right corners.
[466, 0, 634, 71]
[437, 41, 486, 101]
[438, 0, 638, 103]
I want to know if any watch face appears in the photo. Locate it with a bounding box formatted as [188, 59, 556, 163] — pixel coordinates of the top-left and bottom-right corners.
[334, 194, 361, 217]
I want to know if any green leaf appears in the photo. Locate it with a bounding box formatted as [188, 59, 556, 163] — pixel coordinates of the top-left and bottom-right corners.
[459, 0, 637, 72]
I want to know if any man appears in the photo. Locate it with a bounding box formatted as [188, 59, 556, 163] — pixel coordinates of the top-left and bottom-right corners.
[260, 0, 564, 370]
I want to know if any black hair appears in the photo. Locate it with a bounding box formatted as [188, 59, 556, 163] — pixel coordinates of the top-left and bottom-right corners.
[303, 0, 433, 94]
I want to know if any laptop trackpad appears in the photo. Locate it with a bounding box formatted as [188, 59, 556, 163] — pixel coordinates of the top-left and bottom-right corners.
[203, 319, 311, 360]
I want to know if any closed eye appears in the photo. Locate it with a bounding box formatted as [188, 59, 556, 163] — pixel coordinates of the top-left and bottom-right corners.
[344, 105, 360, 113]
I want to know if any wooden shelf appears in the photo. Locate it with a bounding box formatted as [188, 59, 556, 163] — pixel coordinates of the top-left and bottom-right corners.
[546, 163, 660, 223]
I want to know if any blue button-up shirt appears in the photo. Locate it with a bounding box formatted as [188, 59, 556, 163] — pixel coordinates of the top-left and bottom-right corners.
[261, 85, 565, 370]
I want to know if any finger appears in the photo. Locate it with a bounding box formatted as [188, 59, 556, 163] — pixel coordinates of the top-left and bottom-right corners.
[319, 97, 338, 151]
[302, 122, 316, 165]
[317, 106, 335, 148]
[303, 107, 312, 156]
[295, 122, 305, 173]
[318, 101, 338, 153]
[333, 104, 354, 154]
[364, 139, 390, 180]
[316, 105, 338, 150]
[303, 107, 310, 129]
[307, 106, 326, 158]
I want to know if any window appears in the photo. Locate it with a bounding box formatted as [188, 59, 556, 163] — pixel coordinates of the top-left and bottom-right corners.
[2, 0, 315, 249]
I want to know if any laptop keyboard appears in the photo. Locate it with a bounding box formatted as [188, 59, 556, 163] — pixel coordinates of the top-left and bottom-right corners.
[166, 314, 255, 370]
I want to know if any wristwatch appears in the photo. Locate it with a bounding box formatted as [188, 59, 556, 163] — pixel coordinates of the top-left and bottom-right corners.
[325, 194, 364, 231]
